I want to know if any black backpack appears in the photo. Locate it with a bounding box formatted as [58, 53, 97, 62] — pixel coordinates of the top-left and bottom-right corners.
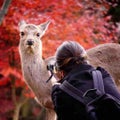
[60, 70, 120, 120]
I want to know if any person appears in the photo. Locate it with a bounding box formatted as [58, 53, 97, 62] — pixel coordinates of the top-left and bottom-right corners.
[51, 40, 120, 120]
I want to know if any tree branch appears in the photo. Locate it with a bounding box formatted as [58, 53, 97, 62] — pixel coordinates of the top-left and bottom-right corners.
[0, 0, 12, 25]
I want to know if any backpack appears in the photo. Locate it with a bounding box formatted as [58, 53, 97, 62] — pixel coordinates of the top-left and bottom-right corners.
[60, 70, 120, 120]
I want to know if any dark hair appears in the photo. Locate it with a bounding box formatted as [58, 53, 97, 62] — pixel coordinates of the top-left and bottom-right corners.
[55, 41, 88, 73]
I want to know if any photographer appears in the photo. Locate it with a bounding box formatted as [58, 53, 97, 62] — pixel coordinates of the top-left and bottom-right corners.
[51, 41, 120, 120]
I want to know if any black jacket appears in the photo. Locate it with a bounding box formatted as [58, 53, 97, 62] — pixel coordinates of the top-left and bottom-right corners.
[51, 64, 120, 120]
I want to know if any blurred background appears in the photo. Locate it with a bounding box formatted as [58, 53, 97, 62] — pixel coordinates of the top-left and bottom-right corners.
[0, 0, 120, 119]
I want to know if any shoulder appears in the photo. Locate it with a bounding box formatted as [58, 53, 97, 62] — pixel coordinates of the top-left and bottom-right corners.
[96, 66, 111, 78]
[52, 84, 60, 91]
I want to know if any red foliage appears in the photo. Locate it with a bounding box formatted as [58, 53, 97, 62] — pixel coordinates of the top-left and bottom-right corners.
[0, 0, 4, 8]
[0, 86, 14, 120]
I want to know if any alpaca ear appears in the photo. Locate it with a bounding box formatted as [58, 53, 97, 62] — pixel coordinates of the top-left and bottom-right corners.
[18, 20, 26, 28]
[38, 20, 51, 37]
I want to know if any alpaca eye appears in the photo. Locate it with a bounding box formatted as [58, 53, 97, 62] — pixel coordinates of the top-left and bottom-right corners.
[20, 32, 25, 36]
[36, 33, 40, 37]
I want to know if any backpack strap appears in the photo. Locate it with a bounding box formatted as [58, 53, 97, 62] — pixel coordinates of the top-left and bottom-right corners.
[60, 80, 85, 104]
[60, 70, 104, 104]
[92, 70, 105, 94]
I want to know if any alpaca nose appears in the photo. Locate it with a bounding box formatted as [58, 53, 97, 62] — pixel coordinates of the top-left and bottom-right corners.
[27, 40, 34, 45]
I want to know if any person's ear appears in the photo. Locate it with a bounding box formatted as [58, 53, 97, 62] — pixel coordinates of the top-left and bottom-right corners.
[60, 71, 65, 79]
[55, 70, 64, 79]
